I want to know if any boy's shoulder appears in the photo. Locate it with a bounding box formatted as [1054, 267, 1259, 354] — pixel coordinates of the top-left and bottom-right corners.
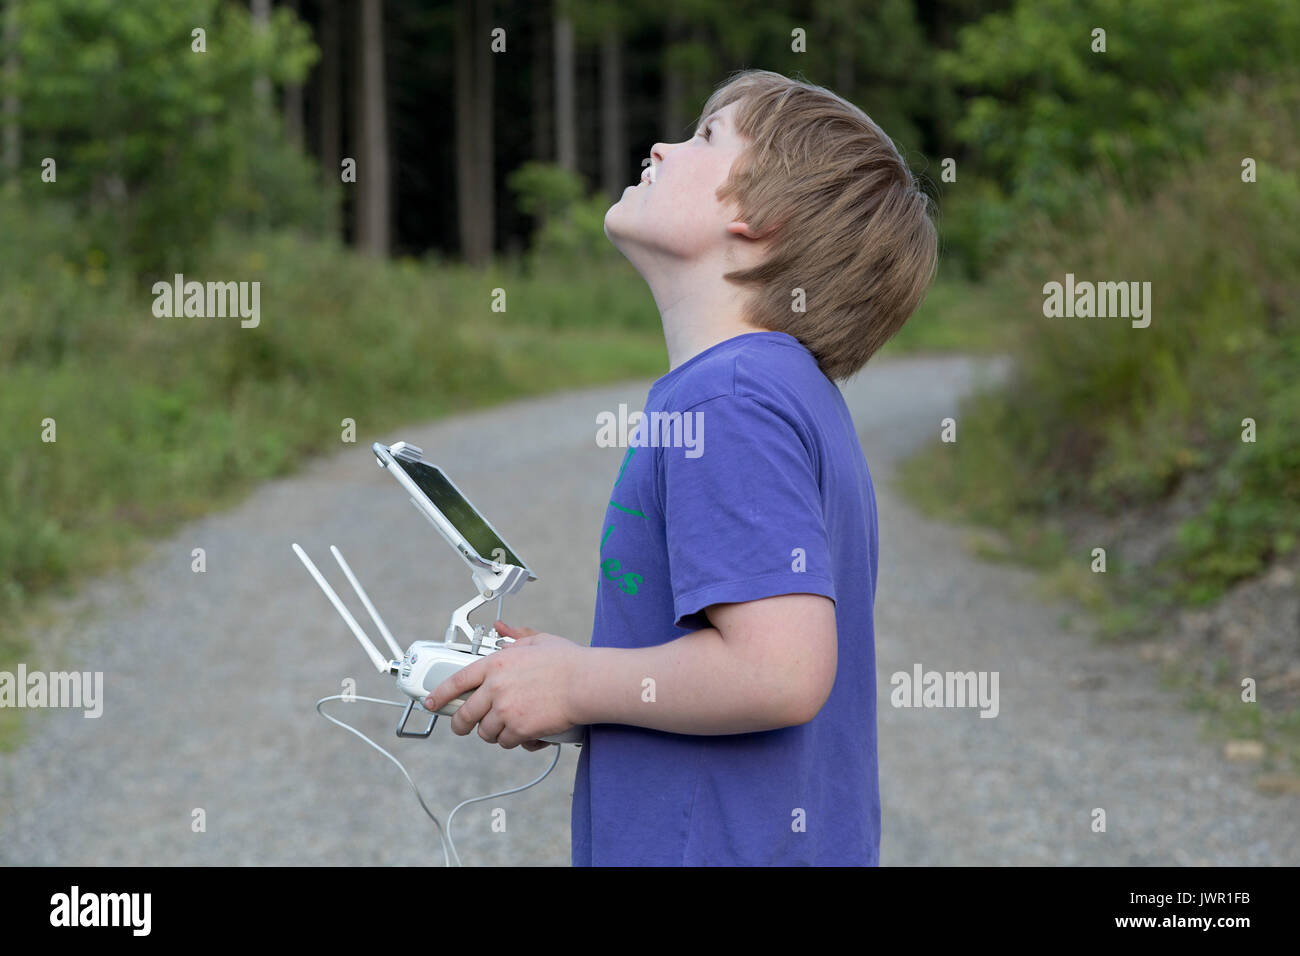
[653, 330, 832, 415]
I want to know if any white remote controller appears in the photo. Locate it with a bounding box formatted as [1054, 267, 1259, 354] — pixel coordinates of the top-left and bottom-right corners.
[292, 544, 585, 747]
[398, 637, 584, 745]
[293, 441, 586, 748]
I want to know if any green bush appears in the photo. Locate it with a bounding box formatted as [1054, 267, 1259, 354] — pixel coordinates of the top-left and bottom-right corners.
[7, 0, 326, 274]
[507, 160, 624, 267]
[0, 202, 665, 626]
[942, 0, 1300, 210]
[904, 72, 1300, 607]
[506, 161, 586, 221]
[937, 0, 1300, 278]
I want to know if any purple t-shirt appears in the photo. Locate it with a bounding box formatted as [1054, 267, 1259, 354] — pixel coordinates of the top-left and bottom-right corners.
[570, 330, 881, 866]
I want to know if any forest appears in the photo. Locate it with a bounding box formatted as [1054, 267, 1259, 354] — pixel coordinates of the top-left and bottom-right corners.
[1, 0, 1298, 763]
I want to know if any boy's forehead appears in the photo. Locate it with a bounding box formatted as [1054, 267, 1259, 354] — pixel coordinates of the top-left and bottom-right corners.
[699, 101, 740, 129]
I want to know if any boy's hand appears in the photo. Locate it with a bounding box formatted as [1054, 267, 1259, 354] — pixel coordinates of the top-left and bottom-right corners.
[424, 620, 584, 751]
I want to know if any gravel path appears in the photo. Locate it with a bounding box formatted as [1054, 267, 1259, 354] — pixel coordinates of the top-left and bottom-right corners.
[1, 353, 1295, 865]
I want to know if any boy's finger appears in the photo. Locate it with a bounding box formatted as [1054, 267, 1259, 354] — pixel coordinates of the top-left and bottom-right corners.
[496, 620, 539, 638]
[424, 656, 487, 712]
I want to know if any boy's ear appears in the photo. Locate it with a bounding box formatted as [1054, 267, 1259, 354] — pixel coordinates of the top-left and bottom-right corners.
[726, 220, 767, 240]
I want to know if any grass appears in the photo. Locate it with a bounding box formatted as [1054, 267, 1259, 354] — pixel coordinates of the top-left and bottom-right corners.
[881, 262, 1016, 357]
[893, 74, 1300, 772]
[0, 226, 668, 749]
[1167, 662, 1300, 786]
[0, 193, 999, 751]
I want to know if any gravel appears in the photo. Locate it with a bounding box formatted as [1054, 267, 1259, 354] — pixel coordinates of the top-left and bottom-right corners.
[1, 352, 1294, 865]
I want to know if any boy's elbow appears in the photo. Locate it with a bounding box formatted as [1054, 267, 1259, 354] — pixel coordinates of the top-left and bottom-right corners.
[707, 593, 837, 729]
[783, 677, 833, 726]
[774, 638, 837, 726]
[785, 612, 838, 725]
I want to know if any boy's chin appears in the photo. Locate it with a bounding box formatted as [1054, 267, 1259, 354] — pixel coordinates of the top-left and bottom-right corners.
[605, 204, 683, 263]
[603, 204, 639, 248]
[603, 230, 639, 266]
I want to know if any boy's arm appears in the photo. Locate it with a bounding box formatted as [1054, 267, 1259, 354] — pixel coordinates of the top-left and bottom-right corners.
[569, 591, 837, 734]
[422, 593, 837, 747]
[426, 395, 842, 746]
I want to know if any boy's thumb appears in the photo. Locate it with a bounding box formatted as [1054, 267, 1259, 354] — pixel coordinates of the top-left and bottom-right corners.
[496, 620, 538, 638]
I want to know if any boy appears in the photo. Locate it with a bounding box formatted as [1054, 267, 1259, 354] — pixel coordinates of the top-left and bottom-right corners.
[423, 69, 938, 865]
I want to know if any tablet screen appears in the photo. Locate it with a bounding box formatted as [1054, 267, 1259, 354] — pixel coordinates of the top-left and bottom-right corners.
[394, 459, 527, 570]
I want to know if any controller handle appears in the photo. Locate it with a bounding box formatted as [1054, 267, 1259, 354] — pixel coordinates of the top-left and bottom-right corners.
[399, 640, 586, 746]
[540, 726, 585, 745]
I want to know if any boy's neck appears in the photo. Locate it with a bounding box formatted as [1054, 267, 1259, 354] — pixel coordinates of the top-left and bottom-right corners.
[651, 264, 768, 371]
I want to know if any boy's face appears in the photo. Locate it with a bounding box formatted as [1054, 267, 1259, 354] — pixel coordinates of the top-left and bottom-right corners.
[604, 100, 753, 264]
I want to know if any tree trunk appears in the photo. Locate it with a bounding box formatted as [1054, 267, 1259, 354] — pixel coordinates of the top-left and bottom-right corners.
[599, 20, 627, 201]
[318, 0, 340, 187]
[454, 0, 477, 261]
[552, 9, 576, 174]
[660, 13, 683, 142]
[825, 0, 854, 97]
[251, 0, 271, 108]
[3, 0, 20, 174]
[283, 0, 304, 147]
[455, 0, 495, 265]
[531, 0, 552, 161]
[356, 0, 390, 256]
[472, 0, 494, 263]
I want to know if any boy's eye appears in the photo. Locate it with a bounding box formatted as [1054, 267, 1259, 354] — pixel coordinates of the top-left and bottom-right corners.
[696, 124, 712, 141]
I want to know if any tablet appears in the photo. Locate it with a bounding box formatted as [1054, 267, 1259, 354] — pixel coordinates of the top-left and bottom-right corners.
[373, 441, 536, 580]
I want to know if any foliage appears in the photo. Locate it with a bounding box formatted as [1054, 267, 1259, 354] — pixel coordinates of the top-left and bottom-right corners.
[0, 210, 665, 629]
[507, 160, 586, 222]
[937, 0, 1300, 275]
[508, 160, 624, 265]
[943, 0, 1300, 202]
[5, 0, 328, 274]
[901, 73, 1300, 613]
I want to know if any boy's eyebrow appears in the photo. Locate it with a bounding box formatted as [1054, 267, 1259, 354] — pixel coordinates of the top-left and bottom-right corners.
[696, 110, 725, 132]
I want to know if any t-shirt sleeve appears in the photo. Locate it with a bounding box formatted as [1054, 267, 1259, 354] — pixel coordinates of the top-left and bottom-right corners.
[657, 393, 836, 631]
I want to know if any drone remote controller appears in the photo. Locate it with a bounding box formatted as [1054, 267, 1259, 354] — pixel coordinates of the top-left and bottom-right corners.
[292, 441, 583, 746]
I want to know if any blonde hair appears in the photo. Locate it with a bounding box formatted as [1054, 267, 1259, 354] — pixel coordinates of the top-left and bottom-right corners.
[698, 70, 938, 381]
